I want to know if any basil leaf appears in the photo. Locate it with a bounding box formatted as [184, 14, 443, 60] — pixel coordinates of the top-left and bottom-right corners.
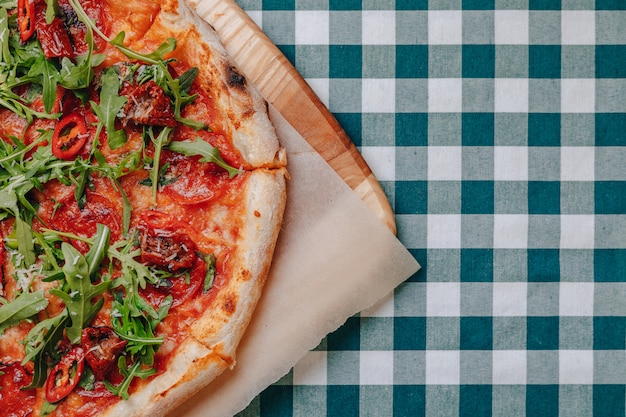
[110, 32, 175, 65]
[0, 290, 48, 333]
[202, 253, 216, 293]
[167, 139, 241, 178]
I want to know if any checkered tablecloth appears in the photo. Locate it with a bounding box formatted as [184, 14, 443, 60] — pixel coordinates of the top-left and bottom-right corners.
[233, 1, 626, 416]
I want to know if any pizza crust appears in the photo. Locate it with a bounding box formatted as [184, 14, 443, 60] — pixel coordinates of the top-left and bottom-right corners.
[190, 168, 288, 358]
[100, 168, 287, 417]
[147, 0, 287, 169]
[100, 338, 229, 417]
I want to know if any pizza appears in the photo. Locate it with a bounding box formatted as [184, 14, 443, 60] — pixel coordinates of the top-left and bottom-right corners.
[0, 0, 287, 416]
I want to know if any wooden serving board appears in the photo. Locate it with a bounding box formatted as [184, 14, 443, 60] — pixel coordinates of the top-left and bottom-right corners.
[190, 0, 397, 235]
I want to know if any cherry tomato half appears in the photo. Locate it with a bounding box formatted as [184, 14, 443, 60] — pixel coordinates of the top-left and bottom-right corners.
[17, 0, 35, 43]
[51, 113, 88, 160]
[45, 346, 85, 403]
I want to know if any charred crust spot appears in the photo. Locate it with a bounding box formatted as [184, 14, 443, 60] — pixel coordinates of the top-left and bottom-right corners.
[227, 66, 246, 89]
[223, 293, 237, 314]
[254, 210, 261, 218]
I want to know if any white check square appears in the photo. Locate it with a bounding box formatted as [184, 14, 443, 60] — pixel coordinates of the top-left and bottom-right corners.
[560, 283, 594, 316]
[561, 147, 595, 181]
[494, 215, 528, 249]
[495, 11, 529, 45]
[428, 11, 463, 45]
[362, 11, 396, 45]
[493, 350, 527, 384]
[362, 79, 396, 113]
[494, 146, 528, 181]
[560, 350, 594, 384]
[493, 283, 527, 316]
[562, 79, 595, 113]
[360, 351, 394, 385]
[495, 79, 529, 113]
[560, 215, 595, 249]
[427, 282, 461, 316]
[428, 146, 462, 180]
[562, 11, 595, 45]
[295, 11, 329, 45]
[426, 351, 460, 385]
[429, 79, 463, 113]
[427, 215, 462, 249]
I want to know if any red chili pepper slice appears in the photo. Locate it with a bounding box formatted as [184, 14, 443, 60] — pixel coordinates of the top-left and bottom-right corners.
[17, 0, 35, 42]
[52, 113, 88, 160]
[45, 346, 85, 403]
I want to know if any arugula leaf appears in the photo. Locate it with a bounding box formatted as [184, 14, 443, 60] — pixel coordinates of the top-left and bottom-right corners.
[146, 126, 173, 205]
[0, 290, 48, 333]
[202, 253, 216, 293]
[110, 32, 176, 65]
[28, 56, 61, 114]
[167, 139, 242, 178]
[21, 312, 67, 389]
[90, 68, 128, 149]
[49, 243, 111, 343]
[105, 356, 157, 400]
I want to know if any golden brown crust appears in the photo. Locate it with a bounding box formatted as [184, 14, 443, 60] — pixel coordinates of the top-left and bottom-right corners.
[131, 0, 287, 169]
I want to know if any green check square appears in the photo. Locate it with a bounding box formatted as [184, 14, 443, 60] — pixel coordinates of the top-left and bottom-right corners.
[528, 215, 560, 248]
[360, 387, 392, 417]
[561, 182, 594, 215]
[396, 181, 428, 214]
[394, 317, 426, 350]
[526, 385, 559, 417]
[426, 387, 460, 417]
[596, 113, 626, 146]
[462, 113, 494, 146]
[263, 0, 295, 10]
[493, 249, 528, 282]
[327, 386, 359, 415]
[561, 113, 594, 146]
[329, 45, 362, 78]
[397, 11, 429, 44]
[596, 46, 626, 78]
[593, 386, 625, 416]
[462, 45, 495, 78]
[461, 317, 493, 350]
[493, 317, 526, 349]
[527, 317, 559, 349]
[463, 0, 495, 9]
[461, 181, 494, 214]
[394, 385, 426, 416]
[494, 182, 528, 214]
[529, 80, 560, 112]
[327, 352, 360, 384]
[529, 113, 560, 146]
[529, 45, 561, 78]
[462, 147, 494, 180]
[529, 0, 561, 9]
[329, 0, 361, 9]
[528, 181, 560, 215]
[429, 113, 462, 146]
[396, 113, 428, 146]
[396, 45, 428, 78]
[462, 11, 495, 44]
[558, 386, 592, 417]
[460, 385, 492, 417]
[594, 249, 626, 282]
[461, 249, 494, 281]
[597, 0, 626, 9]
[560, 249, 594, 282]
[397, 0, 428, 9]
[461, 284, 494, 316]
[461, 215, 494, 248]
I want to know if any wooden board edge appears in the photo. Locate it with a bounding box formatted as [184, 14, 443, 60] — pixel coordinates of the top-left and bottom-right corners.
[188, 0, 397, 235]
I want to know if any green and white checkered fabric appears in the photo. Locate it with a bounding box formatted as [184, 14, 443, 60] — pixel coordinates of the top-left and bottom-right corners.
[234, 1, 626, 416]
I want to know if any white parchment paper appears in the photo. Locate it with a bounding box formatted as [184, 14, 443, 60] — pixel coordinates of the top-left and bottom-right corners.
[176, 108, 420, 416]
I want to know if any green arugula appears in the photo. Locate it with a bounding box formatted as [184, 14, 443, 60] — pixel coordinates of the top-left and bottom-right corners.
[105, 356, 157, 400]
[90, 67, 128, 149]
[0, 290, 48, 333]
[168, 139, 242, 178]
[146, 126, 173, 205]
[50, 243, 111, 344]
